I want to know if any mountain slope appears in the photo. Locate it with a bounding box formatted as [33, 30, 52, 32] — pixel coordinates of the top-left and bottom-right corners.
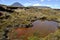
[11, 2, 24, 7]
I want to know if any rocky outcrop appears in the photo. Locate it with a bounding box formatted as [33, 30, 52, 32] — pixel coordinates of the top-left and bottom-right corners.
[0, 5, 14, 13]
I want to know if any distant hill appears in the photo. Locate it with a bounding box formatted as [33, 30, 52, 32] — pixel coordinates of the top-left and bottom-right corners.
[28, 6, 51, 9]
[53, 9, 60, 11]
[11, 2, 24, 7]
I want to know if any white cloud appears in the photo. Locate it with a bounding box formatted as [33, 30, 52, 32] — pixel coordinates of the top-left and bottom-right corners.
[40, 4, 52, 7]
[45, 5, 51, 6]
[24, 3, 32, 6]
[32, 4, 52, 7]
[51, 4, 59, 9]
[33, 3, 41, 6]
[45, 4, 58, 7]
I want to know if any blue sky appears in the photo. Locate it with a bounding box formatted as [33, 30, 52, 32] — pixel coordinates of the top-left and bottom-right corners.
[0, 0, 60, 8]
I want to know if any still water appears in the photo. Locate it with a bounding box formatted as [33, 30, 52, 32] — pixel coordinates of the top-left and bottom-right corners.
[9, 20, 58, 39]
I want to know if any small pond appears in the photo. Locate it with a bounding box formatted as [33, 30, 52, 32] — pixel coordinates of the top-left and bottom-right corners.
[9, 20, 58, 40]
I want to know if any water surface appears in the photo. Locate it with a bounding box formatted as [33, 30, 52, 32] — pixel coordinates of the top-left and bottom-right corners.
[32, 20, 58, 36]
[9, 20, 58, 39]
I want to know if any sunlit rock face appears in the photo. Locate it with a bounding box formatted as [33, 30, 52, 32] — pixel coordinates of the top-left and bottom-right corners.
[9, 20, 58, 40]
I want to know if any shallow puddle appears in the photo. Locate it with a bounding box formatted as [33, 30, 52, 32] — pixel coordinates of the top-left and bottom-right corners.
[9, 20, 58, 40]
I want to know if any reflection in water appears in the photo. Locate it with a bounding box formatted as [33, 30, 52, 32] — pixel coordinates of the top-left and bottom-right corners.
[9, 20, 58, 39]
[32, 20, 58, 36]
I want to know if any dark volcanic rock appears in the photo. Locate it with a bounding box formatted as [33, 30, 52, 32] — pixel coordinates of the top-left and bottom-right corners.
[0, 12, 3, 16]
[0, 5, 14, 12]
